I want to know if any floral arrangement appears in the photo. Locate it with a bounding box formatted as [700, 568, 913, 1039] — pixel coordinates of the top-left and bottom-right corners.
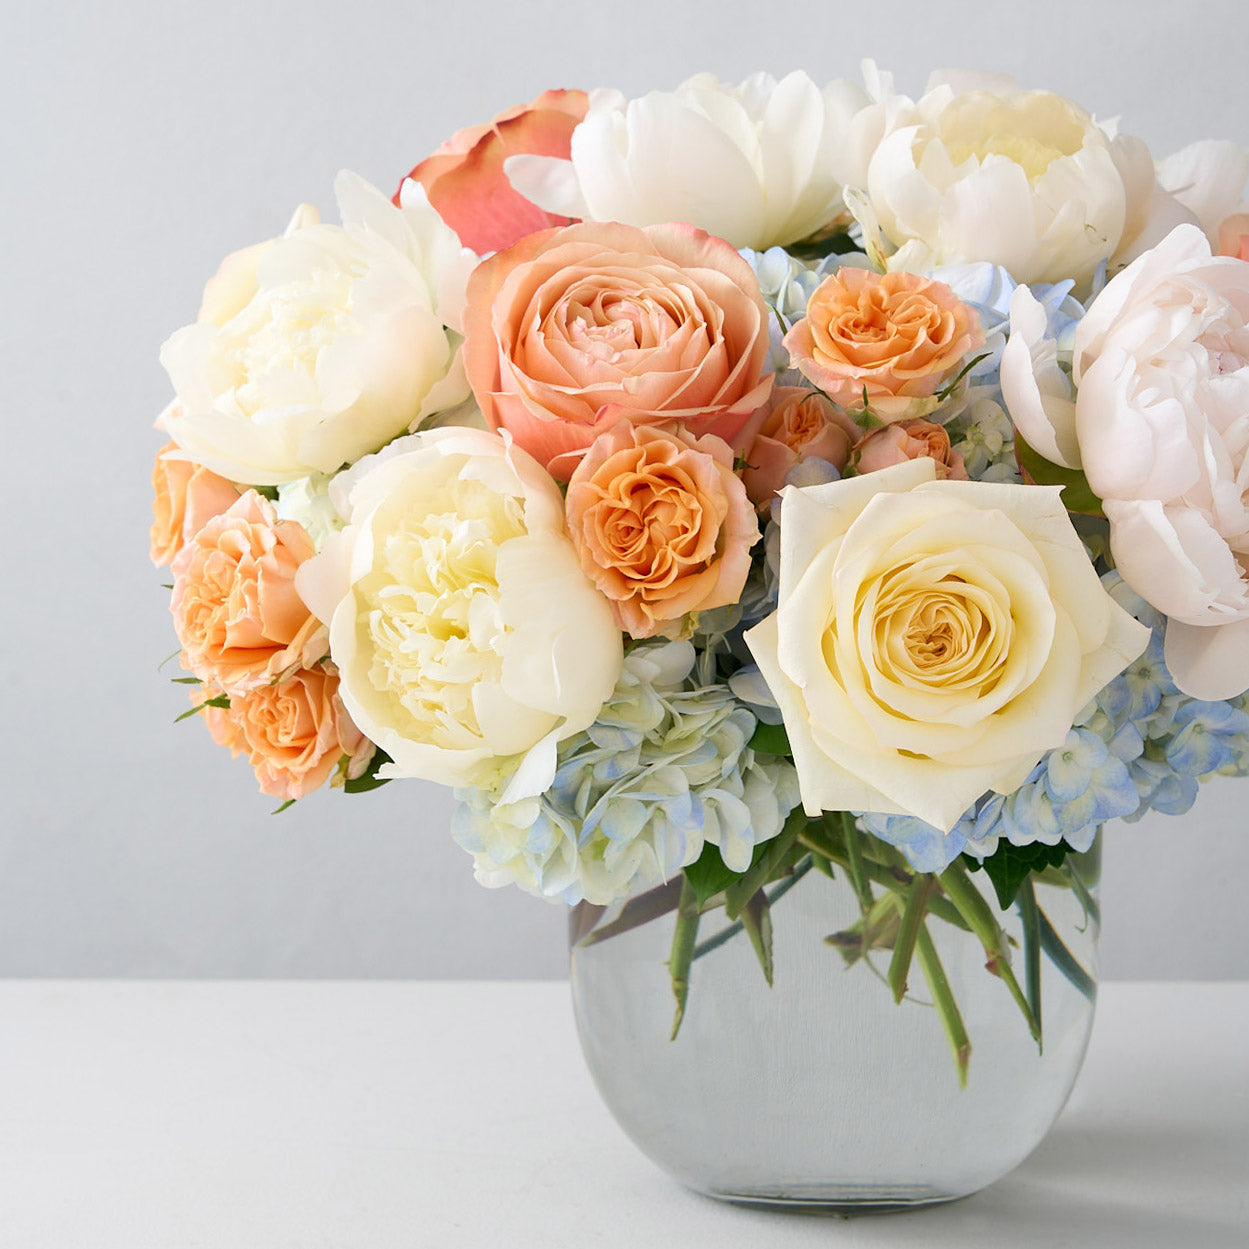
[151, 67, 1249, 1078]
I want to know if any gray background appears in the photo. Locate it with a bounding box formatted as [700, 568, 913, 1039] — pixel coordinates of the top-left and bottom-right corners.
[2, 0, 1246, 980]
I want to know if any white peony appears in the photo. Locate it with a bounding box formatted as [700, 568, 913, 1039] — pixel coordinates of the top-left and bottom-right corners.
[504, 71, 888, 250]
[295, 427, 623, 791]
[1002, 224, 1249, 700]
[864, 69, 1146, 289]
[160, 174, 477, 485]
[744, 460, 1148, 832]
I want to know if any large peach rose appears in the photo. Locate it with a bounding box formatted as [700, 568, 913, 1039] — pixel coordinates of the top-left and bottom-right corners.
[398, 89, 589, 254]
[740, 386, 861, 508]
[171, 491, 327, 693]
[198, 672, 372, 802]
[566, 424, 759, 638]
[462, 220, 773, 479]
[150, 434, 240, 567]
[784, 268, 983, 421]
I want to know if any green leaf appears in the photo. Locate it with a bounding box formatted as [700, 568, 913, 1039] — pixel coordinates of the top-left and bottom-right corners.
[342, 748, 393, 793]
[169, 677, 201, 685]
[1015, 433, 1104, 517]
[888, 874, 935, 1004]
[915, 922, 971, 1088]
[938, 859, 1041, 1046]
[271, 799, 296, 815]
[668, 878, 700, 1039]
[1017, 877, 1043, 1052]
[1037, 904, 1097, 1002]
[747, 722, 790, 756]
[175, 694, 229, 723]
[965, 839, 1071, 910]
[254, 484, 280, 501]
[682, 841, 744, 910]
[738, 889, 774, 987]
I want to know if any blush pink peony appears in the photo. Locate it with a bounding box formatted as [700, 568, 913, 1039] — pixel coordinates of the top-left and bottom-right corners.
[462, 220, 774, 479]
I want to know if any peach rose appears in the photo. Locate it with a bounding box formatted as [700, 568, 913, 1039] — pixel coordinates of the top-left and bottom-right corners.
[463, 220, 774, 479]
[398, 89, 589, 255]
[565, 424, 759, 638]
[854, 419, 969, 480]
[171, 491, 327, 694]
[198, 672, 373, 802]
[784, 268, 983, 421]
[1217, 212, 1249, 260]
[150, 437, 240, 567]
[740, 387, 861, 508]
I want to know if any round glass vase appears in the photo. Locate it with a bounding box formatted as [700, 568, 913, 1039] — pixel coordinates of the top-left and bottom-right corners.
[568, 824, 1100, 1209]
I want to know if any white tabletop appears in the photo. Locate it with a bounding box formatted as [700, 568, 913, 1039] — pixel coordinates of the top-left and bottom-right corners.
[0, 980, 1245, 1247]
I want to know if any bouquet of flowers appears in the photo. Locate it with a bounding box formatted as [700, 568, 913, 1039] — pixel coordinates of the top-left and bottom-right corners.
[151, 66, 1249, 1080]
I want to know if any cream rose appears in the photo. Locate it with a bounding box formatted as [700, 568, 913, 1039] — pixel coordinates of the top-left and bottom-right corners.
[160, 173, 476, 485]
[504, 71, 887, 250]
[744, 460, 1148, 832]
[295, 426, 623, 792]
[865, 71, 1134, 288]
[1002, 224, 1249, 700]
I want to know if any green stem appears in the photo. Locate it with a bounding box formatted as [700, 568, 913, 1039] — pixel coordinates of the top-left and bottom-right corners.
[840, 813, 875, 915]
[692, 858, 814, 963]
[1017, 877, 1043, 1052]
[667, 878, 700, 1040]
[1037, 905, 1097, 1002]
[938, 859, 1041, 1047]
[739, 889, 774, 987]
[915, 922, 971, 1088]
[888, 874, 935, 1004]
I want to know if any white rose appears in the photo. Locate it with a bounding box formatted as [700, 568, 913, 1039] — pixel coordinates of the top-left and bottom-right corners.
[744, 460, 1148, 832]
[1002, 224, 1249, 700]
[865, 70, 1137, 289]
[295, 427, 623, 792]
[160, 174, 477, 485]
[504, 71, 888, 250]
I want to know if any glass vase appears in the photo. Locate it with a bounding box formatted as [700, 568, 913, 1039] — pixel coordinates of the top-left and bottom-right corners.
[568, 825, 1100, 1209]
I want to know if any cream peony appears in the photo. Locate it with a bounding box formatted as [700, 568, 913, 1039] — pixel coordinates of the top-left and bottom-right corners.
[504, 71, 887, 250]
[295, 427, 623, 791]
[1002, 224, 1249, 700]
[160, 174, 476, 485]
[744, 460, 1148, 832]
[865, 70, 1136, 288]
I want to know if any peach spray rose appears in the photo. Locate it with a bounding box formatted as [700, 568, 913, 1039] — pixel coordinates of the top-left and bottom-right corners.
[565, 424, 759, 638]
[784, 268, 983, 421]
[171, 491, 327, 694]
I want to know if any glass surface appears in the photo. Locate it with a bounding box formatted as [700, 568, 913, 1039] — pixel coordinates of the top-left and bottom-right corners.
[569, 838, 1099, 1208]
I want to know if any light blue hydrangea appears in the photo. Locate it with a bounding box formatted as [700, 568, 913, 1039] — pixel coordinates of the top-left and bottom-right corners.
[452, 640, 801, 906]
